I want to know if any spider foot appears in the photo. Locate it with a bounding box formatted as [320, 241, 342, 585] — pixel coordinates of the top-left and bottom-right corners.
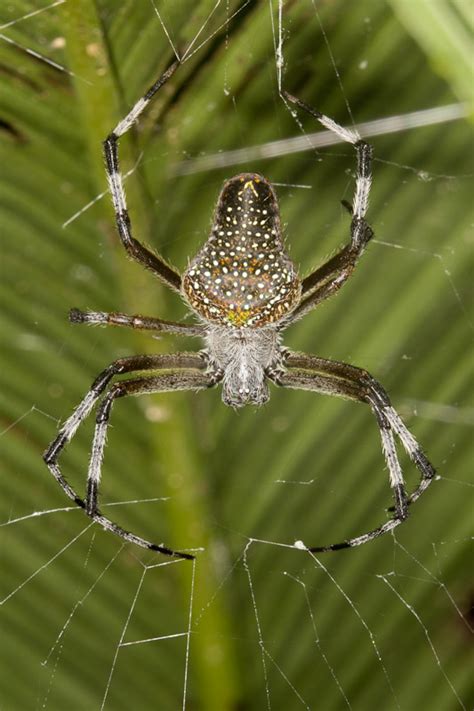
[91, 510, 195, 560]
[69, 307, 88, 323]
[308, 517, 403, 553]
[69, 308, 109, 326]
[281, 90, 323, 120]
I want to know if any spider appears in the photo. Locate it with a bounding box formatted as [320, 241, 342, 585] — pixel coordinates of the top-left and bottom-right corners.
[44, 58, 436, 560]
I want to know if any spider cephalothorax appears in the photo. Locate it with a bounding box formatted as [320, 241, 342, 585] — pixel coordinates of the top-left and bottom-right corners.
[44, 58, 436, 560]
[204, 325, 283, 407]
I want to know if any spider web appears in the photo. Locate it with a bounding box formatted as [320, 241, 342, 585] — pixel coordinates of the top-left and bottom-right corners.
[0, 1, 472, 709]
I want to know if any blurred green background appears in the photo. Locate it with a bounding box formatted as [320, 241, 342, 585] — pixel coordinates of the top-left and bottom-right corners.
[0, 1, 472, 709]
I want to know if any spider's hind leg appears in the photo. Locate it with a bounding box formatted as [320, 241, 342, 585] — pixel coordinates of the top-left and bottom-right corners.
[371, 404, 409, 521]
[273, 352, 437, 553]
[83, 369, 217, 558]
[43, 352, 210, 558]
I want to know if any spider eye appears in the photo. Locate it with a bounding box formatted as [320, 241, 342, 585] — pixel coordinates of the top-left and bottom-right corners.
[183, 173, 301, 327]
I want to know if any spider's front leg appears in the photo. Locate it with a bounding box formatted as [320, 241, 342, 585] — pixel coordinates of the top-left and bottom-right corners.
[281, 91, 374, 324]
[103, 59, 182, 293]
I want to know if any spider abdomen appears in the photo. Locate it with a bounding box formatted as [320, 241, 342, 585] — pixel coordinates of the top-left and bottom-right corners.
[205, 325, 282, 407]
[183, 173, 301, 328]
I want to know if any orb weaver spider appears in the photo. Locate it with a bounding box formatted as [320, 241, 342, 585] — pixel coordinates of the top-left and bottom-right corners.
[44, 58, 436, 560]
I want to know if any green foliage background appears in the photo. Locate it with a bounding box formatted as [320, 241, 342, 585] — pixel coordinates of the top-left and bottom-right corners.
[0, 1, 472, 709]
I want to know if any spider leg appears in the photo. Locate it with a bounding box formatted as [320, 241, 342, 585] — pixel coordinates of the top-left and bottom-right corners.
[69, 308, 205, 337]
[43, 352, 208, 558]
[44, 353, 205, 469]
[267, 352, 436, 552]
[103, 59, 182, 292]
[85, 369, 217, 558]
[281, 91, 374, 325]
[380, 405, 437, 506]
[285, 353, 436, 492]
[271, 360, 408, 521]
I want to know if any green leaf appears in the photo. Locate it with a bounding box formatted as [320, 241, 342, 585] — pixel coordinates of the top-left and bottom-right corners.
[0, 1, 472, 709]
[389, 0, 474, 106]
